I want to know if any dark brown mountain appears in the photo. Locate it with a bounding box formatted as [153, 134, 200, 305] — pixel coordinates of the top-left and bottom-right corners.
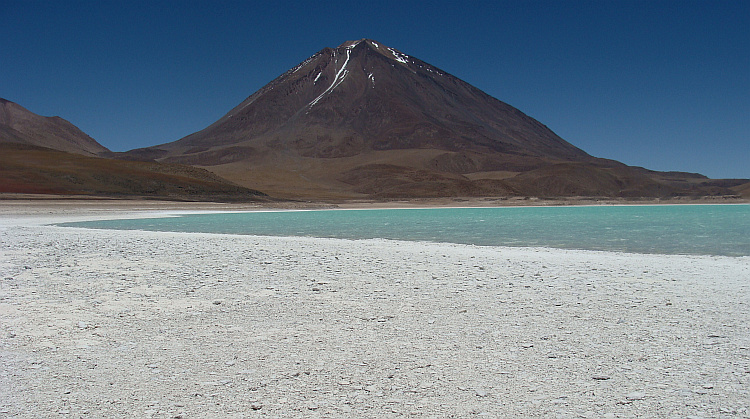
[115, 39, 747, 199]
[0, 98, 109, 156]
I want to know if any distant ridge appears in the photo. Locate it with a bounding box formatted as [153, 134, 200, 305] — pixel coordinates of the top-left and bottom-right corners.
[0, 142, 269, 201]
[0, 98, 109, 156]
[0, 99, 268, 201]
[121, 39, 747, 199]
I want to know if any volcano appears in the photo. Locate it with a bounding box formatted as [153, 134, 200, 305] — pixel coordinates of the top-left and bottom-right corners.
[124, 40, 743, 199]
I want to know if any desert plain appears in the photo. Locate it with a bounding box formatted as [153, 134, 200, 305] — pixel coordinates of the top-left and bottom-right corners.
[1, 200, 748, 418]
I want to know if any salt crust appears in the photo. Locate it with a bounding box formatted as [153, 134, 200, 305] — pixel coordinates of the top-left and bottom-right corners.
[1, 209, 749, 417]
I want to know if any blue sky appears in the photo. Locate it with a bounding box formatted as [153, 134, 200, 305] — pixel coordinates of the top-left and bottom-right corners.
[2, 0, 748, 178]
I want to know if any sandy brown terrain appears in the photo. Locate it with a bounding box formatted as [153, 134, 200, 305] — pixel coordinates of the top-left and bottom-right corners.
[0, 144, 267, 201]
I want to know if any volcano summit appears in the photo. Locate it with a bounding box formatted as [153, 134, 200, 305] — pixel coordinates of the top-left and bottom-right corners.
[124, 39, 741, 199]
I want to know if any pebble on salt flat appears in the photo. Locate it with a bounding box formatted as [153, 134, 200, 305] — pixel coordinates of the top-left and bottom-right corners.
[626, 391, 646, 400]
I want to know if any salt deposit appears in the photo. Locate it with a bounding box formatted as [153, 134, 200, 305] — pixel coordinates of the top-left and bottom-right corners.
[1, 204, 748, 417]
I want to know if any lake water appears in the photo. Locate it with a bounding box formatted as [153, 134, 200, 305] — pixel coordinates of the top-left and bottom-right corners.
[58, 205, 750, 257]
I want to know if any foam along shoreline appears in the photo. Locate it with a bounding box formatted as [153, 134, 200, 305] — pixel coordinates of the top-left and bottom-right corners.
[1, 206, 749, 417]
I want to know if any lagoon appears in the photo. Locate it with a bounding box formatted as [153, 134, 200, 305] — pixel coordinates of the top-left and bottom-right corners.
[58, 204, 750, 257]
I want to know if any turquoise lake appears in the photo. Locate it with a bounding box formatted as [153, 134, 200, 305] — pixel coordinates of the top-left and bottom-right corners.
[58, 205, 750, 257]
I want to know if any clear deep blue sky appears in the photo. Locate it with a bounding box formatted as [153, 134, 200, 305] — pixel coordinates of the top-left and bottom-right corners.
[2, 0, 748, 178]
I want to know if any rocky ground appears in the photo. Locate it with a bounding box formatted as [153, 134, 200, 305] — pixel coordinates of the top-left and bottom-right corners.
[1, 205, 749, 418]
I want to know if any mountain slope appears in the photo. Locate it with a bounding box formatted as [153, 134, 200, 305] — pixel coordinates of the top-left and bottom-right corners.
[0, 98, 109, 156]
[0, 143, 267, 201]
[168, 39, 586, 160]
[121, 40, 745, 199]
[0, 99, 267, 201]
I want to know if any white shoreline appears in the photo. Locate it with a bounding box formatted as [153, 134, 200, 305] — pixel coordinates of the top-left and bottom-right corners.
[1, 207, 749, 417]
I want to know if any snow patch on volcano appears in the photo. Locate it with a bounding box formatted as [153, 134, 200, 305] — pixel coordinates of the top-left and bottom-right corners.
[308, 48, 352, 109]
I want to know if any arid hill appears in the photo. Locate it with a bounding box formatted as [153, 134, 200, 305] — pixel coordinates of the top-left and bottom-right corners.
[0, 99, 267, 201]
[0, 143, 267, 201]
[0, 98, 109, 156]
[120, 40, 747, 199]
